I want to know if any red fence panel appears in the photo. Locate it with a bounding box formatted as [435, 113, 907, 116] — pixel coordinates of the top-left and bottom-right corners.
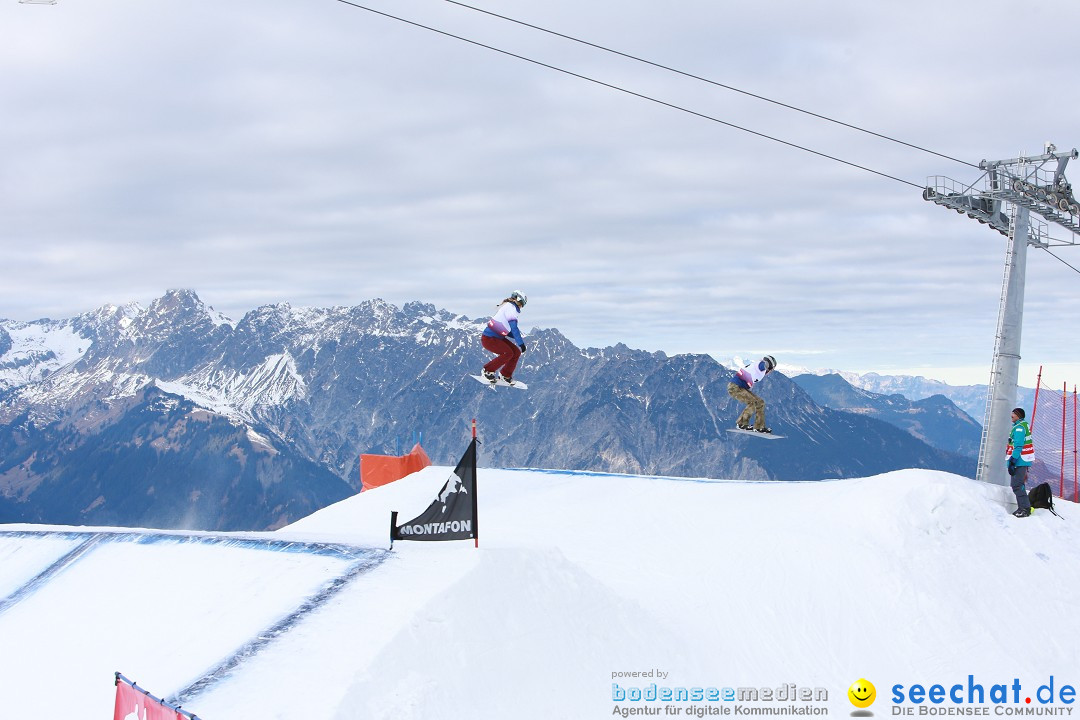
[360, 443, 432, 492]
[1029, 375, 1078, 503]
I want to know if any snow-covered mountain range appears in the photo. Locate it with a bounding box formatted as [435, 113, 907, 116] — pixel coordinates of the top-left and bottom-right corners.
[1, 290, 978, 530]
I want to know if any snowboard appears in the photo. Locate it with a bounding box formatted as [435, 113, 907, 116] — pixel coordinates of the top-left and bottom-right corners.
[470, 374, 528, 390]
[726, 427, 784, 440]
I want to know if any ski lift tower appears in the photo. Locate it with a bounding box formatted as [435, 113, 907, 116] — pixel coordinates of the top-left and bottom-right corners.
[924, 144, 1080, 486]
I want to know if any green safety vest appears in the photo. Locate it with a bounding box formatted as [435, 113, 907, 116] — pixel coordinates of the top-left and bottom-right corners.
[1006, 420, 1034, 465]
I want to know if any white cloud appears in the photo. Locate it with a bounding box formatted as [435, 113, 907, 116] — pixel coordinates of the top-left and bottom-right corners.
[1, 0, 1078, 383]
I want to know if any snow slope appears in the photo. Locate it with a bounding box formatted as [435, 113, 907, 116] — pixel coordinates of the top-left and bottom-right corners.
[0, 318, 89, 390]
[1, 468, 1077, 720]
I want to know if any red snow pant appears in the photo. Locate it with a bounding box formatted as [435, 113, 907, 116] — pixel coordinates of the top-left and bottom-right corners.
[482, 334, 522, 378]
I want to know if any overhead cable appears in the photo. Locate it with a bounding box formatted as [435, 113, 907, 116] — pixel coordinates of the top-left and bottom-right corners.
[444, 0, 981, 171]
[335, 0, 925, 190]
[1042, 247, 1080, 275]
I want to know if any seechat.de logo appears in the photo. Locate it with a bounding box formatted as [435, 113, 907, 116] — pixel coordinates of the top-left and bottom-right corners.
[849, 678, 877, 713]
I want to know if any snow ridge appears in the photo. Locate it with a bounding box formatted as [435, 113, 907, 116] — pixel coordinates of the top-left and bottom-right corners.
[161, 351, 309, 425]
[0, 319, 90, 390]
[169, 550, 388, 706]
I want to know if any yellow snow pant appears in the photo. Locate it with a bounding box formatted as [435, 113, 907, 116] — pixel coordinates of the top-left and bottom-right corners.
[727, 382, 766, 431]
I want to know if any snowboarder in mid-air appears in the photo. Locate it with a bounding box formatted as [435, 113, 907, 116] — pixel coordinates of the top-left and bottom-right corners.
[728, 355, 777, 433]
[480, 291, 527, 387]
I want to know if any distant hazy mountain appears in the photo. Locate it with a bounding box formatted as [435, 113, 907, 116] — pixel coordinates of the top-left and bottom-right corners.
[1, 290, 974, 530]
[790, 368, 1036, 423]
[791, 373, 981, 459]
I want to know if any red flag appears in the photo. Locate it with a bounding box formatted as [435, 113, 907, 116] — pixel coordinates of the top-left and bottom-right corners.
[114, 680, 183, 720]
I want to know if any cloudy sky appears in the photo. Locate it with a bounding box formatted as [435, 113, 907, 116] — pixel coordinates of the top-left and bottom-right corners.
[2, 0, 1078, 386]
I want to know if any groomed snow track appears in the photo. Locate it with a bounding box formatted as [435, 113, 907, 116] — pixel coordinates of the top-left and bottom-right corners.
[0, 528, 389, 711]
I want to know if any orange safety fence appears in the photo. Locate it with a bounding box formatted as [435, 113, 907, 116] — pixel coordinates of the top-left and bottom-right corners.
[1029, 369, 1078, 503]
[360, 443, 432, 491]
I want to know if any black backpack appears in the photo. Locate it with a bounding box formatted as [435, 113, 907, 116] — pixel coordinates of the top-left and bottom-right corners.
[1029, 482, 1062, 518]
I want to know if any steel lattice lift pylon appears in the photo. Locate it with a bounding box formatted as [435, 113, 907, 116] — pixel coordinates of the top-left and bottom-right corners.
[924, 144, 1080, 486]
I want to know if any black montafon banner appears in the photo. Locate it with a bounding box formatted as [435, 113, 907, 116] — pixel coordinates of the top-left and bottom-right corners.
[391, 438, 478, 542]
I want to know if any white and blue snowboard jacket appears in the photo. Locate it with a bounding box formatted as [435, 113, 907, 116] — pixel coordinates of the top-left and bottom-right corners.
[732, 360, 770, 391]
[483, 301, 525, 346]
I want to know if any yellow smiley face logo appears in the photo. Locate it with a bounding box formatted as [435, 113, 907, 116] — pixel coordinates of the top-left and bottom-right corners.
[848, 679, 876, 708]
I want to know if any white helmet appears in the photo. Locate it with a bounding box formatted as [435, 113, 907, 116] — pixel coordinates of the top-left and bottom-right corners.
[509, 291, 528, 308]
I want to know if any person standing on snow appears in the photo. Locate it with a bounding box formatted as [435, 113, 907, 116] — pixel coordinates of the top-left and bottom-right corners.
[1006, 407, 1034, 517]
[481, 291, 527, 386]
[727, 355, 777, 433]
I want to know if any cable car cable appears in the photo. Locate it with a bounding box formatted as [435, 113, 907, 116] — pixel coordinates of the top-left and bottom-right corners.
[335, 0, 925, 190]
[1042, 247, 1080, 276]
[443, 0, 980, 170]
